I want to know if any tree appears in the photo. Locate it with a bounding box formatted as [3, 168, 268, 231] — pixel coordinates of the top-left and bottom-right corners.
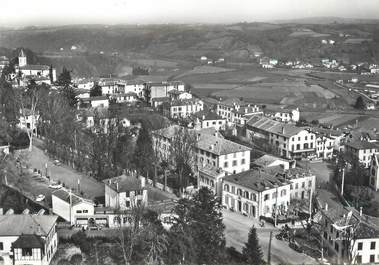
[0, 78, 18, 123]
[133, 122, 154, 179]
[169, 127, 196, 195]
[169, 187, 226, 264]
[354, 96, 365, 110]
[57, 67, 72, 87]
[90, 83, 102, 97]
[49, 65, 54, 83]
[132, 66, 149, 75]
[242, 226, 263, 265]
[59, 85, 77, 108]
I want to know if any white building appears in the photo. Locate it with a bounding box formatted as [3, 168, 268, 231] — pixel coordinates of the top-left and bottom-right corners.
[222, 169, 291, 219]
[344, 140, 379, 168]
[111, 92, 138, 103]
[104, 172, 148, 211]
[18, 109, 39, 135]
[320, 206, 379, 264]
[0, 214, 58, 265]
[52, 189, 95, 226]
[269, 108, 300, 123]
[147, 81, 185, 104]
[246, 116, 316, 160]
[253, 154, 293, 170]
[369, 154, 379, 191]
[190, 111, 226, 131]
[170, 99, 204, 119]
[15, 49, 56, 82]
[217, 99, 261, 126]
[79, 96, 109, 109]
[152, 125, 251, 175]
[75, 79, 95, 90]
[198, 165, 226, 197]
[315, 134, 335, 159]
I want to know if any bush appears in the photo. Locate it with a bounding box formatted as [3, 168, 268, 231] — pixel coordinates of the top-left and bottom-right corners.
[71, 231, 91, 254]
[70, 253, 83, 265]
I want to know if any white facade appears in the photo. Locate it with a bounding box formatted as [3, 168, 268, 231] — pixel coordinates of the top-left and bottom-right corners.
[273, 108, 300, 123]
[170, 99, 204, 119]
[369, 155, 379, 191]
[18, 112, 40, 135]
[316, 135, 335, 159]
[345, 142, 379, 168]
[52, 191, 95, 225]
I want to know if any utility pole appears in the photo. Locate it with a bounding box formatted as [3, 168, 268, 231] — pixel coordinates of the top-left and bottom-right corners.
[268, 230, 273, 265]
[341, 168, 345, 196]
[308, 188, 313, 222]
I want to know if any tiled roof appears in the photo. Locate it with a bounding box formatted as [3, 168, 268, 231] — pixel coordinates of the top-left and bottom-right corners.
[247, 116, 306, 137]
[196, 133, 251, 156]
[192, 110, 223, 121]
[345, 140, 378, 150]
[103, 173, 144, 192]
[171, 98, 202, 107]
[151, 97, 170, 102]
[0, 215, 57, 236]
[19, 64, 50, 71]
[253, 154, 288, 167]
[52, 189, 94, 206]
[12, 234, 45, 248]
[224, 169, 290, 192]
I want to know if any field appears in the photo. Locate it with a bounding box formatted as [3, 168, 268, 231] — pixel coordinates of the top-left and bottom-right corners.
[289, 28, 330, 38]
[344, 38, 373, 44]
[175, 65, 235, 79]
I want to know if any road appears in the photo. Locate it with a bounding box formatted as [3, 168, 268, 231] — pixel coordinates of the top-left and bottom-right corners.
[223, 210, 318, 265]
[25, 146, 104, 201]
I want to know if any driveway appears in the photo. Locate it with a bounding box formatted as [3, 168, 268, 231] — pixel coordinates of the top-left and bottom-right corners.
[223, 210, 318, 265]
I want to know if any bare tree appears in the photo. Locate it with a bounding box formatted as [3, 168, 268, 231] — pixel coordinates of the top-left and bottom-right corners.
[169, 127, 197, 195]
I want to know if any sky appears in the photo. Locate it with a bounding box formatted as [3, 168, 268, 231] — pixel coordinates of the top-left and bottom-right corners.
[1, 0, 379, 26]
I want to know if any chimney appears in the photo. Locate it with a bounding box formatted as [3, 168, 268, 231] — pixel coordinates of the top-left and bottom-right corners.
[325, 203, 328, 211]
[116, 182, 119, 192]
[202, 115, 205, 120]
[282, 126, 285, 135]
[359, 207, 363, 216]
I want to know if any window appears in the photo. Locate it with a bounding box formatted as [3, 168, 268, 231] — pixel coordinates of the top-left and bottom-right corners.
[251, 193, 257, 201]
[298, 137, 300, 141]
[370, 255, 375, 263]
[302, 182, 305, 188]
[281, 190, 286, 196]
[308, 180, 312, 187]
[295, 183, 298, 189]
[231, 186, 235, 194]
[370, 241, 376, 250]
[76, 210, 82, 214]
[224, 184, 230, 192]
[126, 201, 130, 207]
[272, 192, 277, 198]
[232, 160, 237, 166]
[290, 184, 293, 190]
[358, 242, 363, 250]
[0, 242, 3, 250]
[210, 180, 214, 187]
[224, 162, 228, 168]
[22, 248, 33, 256]
[237, 189, 242, 196]
[356, 255, 362, 264]
[305, 136, 308, 141]
[241, 159, 245, 165]
[83, 210, 88, 213]
[264, 194, 269, 201]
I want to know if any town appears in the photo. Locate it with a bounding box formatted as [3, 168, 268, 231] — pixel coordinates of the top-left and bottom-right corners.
[1, 7, 379, 265]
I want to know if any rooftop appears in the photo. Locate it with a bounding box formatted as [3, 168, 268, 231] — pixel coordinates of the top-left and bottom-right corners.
[12, 234, 45, 249]
[224, 169, 290, 192]
[196, 133, 251, 156]
[19, 64, 50, 71]
[0, 215, 58, 236]
[171, 98, 202, 107]
[247, 116, 306, 137]
[345, 140, 378, 150]
[103, 173, 144, 192]
[253, 154, 289, 167]
[52, 189, 94, 206]
[192, 110, 224, 121]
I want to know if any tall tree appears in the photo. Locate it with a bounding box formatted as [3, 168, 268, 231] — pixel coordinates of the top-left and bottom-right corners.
[49, 65, 54, 83]
[57, 67, 72, 87]
[90, 83, 102, 97]
[169, 187, 226, 265]
[170, 127, 196, 194]
[354, 96, 365, 110]
[242, 226, 263, 265]
[59, 85, 77, 108]
[0, 78, 18, 123]
[133, 122, 154, 178]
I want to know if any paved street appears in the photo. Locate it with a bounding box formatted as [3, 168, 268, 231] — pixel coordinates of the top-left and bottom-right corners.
[223, 210, 318, 265]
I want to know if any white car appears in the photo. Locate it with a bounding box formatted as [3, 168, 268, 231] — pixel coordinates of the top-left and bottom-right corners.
[53, 160, 61, 166]
[36, 194, 45, 202]
[48, 183, 62, 189]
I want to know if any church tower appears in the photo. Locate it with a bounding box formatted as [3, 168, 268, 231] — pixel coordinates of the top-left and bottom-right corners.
[18, 49, 27, 67]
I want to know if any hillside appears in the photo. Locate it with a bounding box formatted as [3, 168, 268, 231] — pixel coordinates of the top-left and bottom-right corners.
[1, 22, 379, 77]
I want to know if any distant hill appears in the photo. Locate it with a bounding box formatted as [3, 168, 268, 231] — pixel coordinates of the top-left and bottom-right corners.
[1, 22, 378, 77]
[273, 17, 379, 25]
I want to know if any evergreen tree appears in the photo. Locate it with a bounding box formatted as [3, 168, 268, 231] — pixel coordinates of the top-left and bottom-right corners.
[90, 83, 102, 97]
[57, 67, 72, 86]
[354, 96, 365, 110]
[49, 65, 54, 83]
[242, 226, 263, 265]
[59, 85, 77, 108]
[133, 122, 154, 177]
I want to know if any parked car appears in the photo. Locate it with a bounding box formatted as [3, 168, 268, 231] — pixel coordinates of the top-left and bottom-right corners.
[36, 194, 45, 202]
[53, 160, 61, 166]
[48, 183, 62, 189]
